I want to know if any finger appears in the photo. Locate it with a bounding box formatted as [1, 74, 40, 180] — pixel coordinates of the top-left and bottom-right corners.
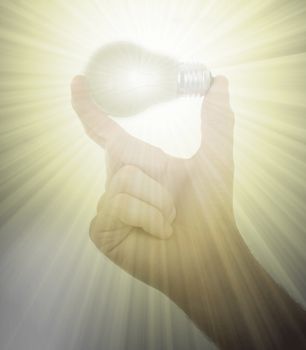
[71, 75, 125, 147]
[89, 213, 132, 254]
[111, 193, 173, 239]
[71, 75, 168, 179]
[105, 132, 169, 182]
[107, 165, 176, 224]
[200, 76, 234, 164]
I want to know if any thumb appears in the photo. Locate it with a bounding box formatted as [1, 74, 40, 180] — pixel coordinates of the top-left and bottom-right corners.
[200, 76, 234, 164]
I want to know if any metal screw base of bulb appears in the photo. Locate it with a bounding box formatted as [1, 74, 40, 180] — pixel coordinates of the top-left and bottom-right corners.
[177, 63, 213, 97]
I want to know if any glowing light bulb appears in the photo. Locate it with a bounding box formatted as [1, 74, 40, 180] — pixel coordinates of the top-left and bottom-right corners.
[85, 42, 213, 117]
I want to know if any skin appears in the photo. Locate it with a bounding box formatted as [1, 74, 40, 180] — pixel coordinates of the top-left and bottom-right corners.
[71, 76, 306, 349]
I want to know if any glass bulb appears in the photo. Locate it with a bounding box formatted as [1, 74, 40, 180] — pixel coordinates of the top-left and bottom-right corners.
[85, 42, 212, 117]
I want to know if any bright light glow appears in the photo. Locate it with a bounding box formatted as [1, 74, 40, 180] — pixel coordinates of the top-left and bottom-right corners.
[85, 42, 179, 117]
[1, 1, 306, 349]
[127, 69, 150, 87]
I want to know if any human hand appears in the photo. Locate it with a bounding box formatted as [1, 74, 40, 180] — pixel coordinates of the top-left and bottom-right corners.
[71, 74, 242, 338]
[71, 75, 306, 350]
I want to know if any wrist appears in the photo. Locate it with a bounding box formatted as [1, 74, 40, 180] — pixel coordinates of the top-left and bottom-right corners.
[167, 222, 249, 313]
[168, 224, 306, 349]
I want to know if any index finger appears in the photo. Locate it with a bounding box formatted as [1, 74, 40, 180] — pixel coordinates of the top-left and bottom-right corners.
[71, 75, 169, 180]
[71, 75, 125, 147]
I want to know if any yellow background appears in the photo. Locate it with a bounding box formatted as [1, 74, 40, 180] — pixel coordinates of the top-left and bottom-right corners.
[0, 1, 305, 349]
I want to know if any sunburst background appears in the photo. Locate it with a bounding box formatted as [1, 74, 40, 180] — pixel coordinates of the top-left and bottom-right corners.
[1, 0, 306, 349]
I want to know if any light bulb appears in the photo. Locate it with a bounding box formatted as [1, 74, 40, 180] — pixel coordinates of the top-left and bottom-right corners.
[85, 42, 213, 117]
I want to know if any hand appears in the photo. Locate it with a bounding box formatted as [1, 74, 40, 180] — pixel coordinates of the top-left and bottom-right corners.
[71, 73, 237, 284]
[71, 76, 306, 350]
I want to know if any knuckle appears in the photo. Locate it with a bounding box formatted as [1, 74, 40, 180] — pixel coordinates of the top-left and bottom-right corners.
[96, 194, 108, 212]
[89, 217, 98, 243]
[89, 215, 116, 253]
[111, 166, 141, 194]
[107, 194, 124, 216]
